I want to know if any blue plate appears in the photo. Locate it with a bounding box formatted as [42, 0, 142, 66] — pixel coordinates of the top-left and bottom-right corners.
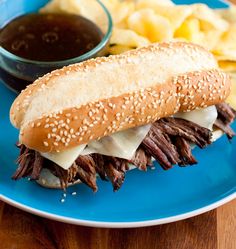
[0, 0, 235, 228]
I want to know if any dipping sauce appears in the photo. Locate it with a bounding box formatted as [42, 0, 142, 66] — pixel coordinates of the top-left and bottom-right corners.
[0, 13, 103, 61]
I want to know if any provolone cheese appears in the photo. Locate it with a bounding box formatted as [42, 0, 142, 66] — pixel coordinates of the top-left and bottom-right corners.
[41, 144, 86, 170]
[211, 129, 224, 142]
[174, 105, 217, 130]
[81, 124, 151, 160]
[41, 124, 151, 169]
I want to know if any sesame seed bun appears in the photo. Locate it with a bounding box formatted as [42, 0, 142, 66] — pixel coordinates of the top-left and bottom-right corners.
[10, 42, 231, 153]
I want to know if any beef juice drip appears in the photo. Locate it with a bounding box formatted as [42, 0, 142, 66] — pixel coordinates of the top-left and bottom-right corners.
[0, 13, 103, 61]
[0, 13, 103, 92]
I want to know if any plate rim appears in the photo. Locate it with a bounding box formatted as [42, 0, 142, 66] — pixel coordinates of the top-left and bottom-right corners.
[1, 192, 235, 228]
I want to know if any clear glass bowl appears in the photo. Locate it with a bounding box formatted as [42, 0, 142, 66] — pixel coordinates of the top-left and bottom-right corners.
[0, 0, 113, 93]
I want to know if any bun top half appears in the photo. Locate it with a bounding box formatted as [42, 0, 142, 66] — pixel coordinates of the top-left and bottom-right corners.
[10, 42, 231, 153]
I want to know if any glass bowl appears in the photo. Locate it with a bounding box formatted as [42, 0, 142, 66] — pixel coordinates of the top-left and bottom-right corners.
[0, 0, 113, 93]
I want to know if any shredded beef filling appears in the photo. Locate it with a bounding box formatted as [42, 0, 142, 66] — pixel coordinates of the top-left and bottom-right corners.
[214, 103, 236, 139]
[12, 103, 236, 191]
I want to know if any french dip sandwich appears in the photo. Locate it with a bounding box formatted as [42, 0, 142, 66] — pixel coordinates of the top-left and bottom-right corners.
[10, 42, 236, 191]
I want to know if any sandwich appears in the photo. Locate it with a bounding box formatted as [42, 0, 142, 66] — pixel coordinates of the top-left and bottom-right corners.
[10, 42, 236, 191]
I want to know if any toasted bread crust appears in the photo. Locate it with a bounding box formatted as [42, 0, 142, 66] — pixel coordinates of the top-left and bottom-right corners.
[19, 69, 230, 153]
[10, 42, 217, 128]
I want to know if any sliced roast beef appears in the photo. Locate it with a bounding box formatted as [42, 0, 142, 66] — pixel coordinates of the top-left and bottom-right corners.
[174, 137, 197, 166]
[130, 148, 152, 171]
[214, 103, 236, 139]
[216, 103, 236, 125]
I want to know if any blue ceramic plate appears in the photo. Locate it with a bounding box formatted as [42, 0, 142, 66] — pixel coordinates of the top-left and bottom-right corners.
[0, 0, 235, 228]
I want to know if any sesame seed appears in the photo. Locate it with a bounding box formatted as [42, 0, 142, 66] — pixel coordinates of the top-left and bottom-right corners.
[70, 128, 74, 134]
[56, 136, 61, 142]
[43, 141, 49, 147]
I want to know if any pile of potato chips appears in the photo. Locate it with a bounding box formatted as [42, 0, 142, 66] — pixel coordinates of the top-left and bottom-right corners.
[41, 0, 236, 107]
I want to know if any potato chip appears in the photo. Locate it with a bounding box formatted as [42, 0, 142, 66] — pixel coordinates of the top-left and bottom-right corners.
[41, 0, 86, 14]
[191, 4, 228, 31]
[218, 61, 236, 72]
[127, 9, 172, 42]
[40, 0, 66, 13]
[101, 0, 120, 11]
[110, 28, 150, 48]
[106, 1, 135, 27]
[41, 0, 109, 31]
[217, 5, 236, 23]
[136, 2, 192, 30]
[227, 73, 236, 109]
[174, 18, 203, 44]
[108, 45, 133, 55]
[136, 0, 174, 7]
[213, 24, 236, 61]
[200, 29, 223, 50]
[215, 54, 236, 62]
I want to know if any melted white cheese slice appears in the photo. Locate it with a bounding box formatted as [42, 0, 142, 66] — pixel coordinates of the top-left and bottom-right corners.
[211, 129, 224, 142]
[41, 124, 151, 170]
[174, 105, 217, 130]
[41, 144, 86, 170]
[81, 124, 151, 159]
[41, 106, 218, 170]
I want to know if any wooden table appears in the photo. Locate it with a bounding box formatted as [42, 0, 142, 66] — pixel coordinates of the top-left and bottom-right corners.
[1, 1, 236, 248]
[0, 199, 235, 248]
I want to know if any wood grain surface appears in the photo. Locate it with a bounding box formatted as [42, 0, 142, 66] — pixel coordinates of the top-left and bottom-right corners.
[1, 0, 236, 248]
[0, 200, 235, 249]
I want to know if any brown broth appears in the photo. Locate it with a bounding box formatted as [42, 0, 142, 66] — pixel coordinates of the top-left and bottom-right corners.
[0, 13, 103, 61]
